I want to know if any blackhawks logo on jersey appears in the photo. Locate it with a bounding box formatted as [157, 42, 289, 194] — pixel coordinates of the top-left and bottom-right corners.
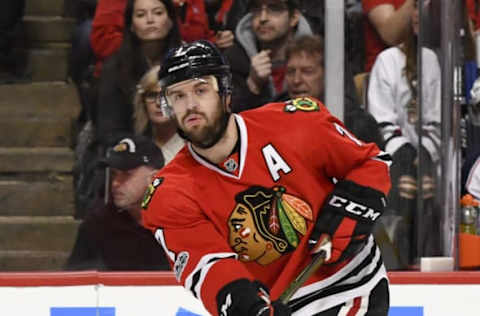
[227, 186, 313, 265]
[284, 97, 320, 113]
[141, 177, 164, 210]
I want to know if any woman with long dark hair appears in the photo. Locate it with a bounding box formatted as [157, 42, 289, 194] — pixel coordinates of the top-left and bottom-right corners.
[96, 0, 182, 147]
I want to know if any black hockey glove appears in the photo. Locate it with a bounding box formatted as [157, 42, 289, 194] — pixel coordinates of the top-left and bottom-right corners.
[217, 279, 291, 316]
[309, 180, 386, 264]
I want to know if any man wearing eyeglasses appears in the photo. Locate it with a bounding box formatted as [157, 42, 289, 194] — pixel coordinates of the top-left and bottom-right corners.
[223, 0, 314, 113]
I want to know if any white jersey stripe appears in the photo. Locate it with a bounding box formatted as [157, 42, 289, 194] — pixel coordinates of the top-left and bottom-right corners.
[292, 265, 386, 315]
[337, 298, 354, 316]
[154, 228, 176, 262]
[185, 252, 238, 300]
[338, 295, 369, 316]
[336, 244, 382, 287]
[357, 295, 369, 316]
[291, 236, 376, 301]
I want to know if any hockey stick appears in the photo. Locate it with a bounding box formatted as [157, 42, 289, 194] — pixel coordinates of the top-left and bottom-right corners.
[279, 235, 332, 305]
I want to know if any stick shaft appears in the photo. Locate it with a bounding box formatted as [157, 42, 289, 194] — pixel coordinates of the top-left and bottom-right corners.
[279, 250, 327, 305]
[279, 235, 331, 305]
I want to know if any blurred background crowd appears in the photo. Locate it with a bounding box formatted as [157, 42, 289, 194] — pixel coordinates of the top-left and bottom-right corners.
[1, 0, 479, 273]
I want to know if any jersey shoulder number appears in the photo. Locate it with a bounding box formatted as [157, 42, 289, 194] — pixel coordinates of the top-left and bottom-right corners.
[333, 122, 363, 146]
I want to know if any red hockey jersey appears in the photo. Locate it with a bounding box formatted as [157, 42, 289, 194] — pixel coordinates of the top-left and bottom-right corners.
[142, 98, 391, 315]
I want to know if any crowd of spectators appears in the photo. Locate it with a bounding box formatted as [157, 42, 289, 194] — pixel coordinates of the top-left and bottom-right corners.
[2, 0, 477, 272]
[65, 0, 480, 272]
[367, 0, 442, 268]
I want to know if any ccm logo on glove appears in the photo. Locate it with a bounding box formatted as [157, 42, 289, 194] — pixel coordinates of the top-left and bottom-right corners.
[328, 195, 381, 222]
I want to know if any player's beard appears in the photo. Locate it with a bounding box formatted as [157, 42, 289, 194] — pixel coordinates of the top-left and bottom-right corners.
[176, 100, 230, 149]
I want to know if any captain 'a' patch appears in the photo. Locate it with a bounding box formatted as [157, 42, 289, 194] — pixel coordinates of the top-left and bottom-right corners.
[141, 177, 164, 209]
[227, 186, 313, 265]
[284, 97, 320, 113]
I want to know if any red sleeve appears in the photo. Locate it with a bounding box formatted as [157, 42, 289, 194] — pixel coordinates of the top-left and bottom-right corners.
[306, 105, 391, 196]
[362, 0, 391, 13]
[177, 0, 216, 43]
[363, 0, 405, 13]
[467, 0, 475, 18]
[467, 0, 480, 30]
[142, 175, 253, 316]
[215, 0, 233, 25]
[90, 0, 127, 60]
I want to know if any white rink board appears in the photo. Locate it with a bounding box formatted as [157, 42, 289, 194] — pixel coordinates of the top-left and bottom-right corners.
[0, 285, 209, 316]
[389, 284, 480, 315]
[0, 285, 98, 315]
[99, 285, 209, 316]
[0, 284, 480, 315]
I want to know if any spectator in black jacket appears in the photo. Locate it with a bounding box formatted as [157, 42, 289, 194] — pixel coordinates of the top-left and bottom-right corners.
[66, 135, 170, 271]
[0, 0, 27, 83]
[70, 0, 98, 125]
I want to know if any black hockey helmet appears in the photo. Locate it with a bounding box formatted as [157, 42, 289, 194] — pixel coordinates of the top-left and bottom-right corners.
[158, 40, 232, 98]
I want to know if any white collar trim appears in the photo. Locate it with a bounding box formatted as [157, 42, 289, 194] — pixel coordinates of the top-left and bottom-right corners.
[188, 114, 247, 179]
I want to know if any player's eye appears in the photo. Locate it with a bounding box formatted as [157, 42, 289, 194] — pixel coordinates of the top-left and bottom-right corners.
[173, 93, 185, 101]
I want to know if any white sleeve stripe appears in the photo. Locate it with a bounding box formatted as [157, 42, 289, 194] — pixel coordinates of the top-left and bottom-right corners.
[154, 228, 176, 262]
[185, 252, 238, 300]
[336, 245, 382, 287]
[385, 136, 408, 155]
[338, 295, 369, 316]
[291, 266, 386, 315]
[291, 236, 376, 300]
[371, 151, 392, 168]
[338, 298, 355, 316]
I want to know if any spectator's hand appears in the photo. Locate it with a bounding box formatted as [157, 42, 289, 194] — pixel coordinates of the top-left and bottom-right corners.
[247, 50, 272, 94]
[215, 30, 234, 50]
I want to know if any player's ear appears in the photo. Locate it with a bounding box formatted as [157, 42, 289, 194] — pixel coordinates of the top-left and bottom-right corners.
[225, 95, 232, 112]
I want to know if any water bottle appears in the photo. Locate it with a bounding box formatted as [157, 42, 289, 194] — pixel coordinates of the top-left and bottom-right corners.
[460, 194, 479, 235]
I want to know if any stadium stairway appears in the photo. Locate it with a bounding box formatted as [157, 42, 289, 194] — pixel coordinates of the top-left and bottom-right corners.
[0, 0, 81, 270]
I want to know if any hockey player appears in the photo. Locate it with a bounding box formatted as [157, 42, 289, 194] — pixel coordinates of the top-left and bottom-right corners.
[142, 40, 392, 316]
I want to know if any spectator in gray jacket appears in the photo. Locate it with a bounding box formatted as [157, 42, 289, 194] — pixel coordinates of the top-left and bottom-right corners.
[223, 0, 313, 112]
